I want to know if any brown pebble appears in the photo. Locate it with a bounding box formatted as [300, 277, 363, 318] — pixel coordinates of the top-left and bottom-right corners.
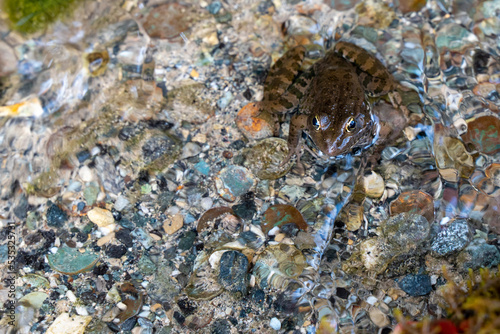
[163, 213, 184, 234]
[223, 151, 233, 159]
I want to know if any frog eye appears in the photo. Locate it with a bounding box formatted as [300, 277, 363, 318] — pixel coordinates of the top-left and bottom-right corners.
[346, 117, 356, 132]
[312, 116, 321, 130]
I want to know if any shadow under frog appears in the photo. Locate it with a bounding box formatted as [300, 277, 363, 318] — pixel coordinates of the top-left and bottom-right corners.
[257, 41, 406, 167]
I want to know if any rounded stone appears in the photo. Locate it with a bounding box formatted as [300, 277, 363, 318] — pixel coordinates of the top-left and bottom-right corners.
[46, 203, 68, 228]
[215, 165, 255, 202]
[270, 317, 281, 330]
[242, 138, 294, 180]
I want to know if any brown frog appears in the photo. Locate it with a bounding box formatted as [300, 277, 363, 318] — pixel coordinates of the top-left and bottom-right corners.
[258, 41, 399, 165]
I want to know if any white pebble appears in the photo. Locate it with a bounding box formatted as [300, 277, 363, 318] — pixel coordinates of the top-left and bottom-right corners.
[270, 317, 281, 330]
[50, 247, 59, 254]
[117, 302, 127, 311]
[75, 305, 89, 316]
[66, 290, 77, 303]
[114, 195, 130, 211]
[200, 197, 213, 211]
[78, 165, 93, 182]
[366, 296, 378, 305]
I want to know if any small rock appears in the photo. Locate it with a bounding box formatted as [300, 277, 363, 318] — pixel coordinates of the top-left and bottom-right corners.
[232, 199, 257, 220]
[106, 244, 127, 258]
[87, 208, 115, 235]
[218, 250, 249, 297]
[430, 219, 472, 256]
[46, 313, 92, 334]
[78, 166, 93, 182]
[138, 255, 157, 275]
[362, 172, 385, 199]
[270, 317, 281, 330]
[200, 197, 213, 211]
[181, 142, 202, 159]
[116, 229, 133, 247]
[83, 184, 100, 206]
[46, 203, 68, 228]
[457, 238, 500, 270]
[215, 165, 255, 202]
[369, 307, 390, 327]
[114, 195, 130, 211]
[131, 228, 155, 250]
[178, 231, 197, 251]
[398, 274, 432, 296]
[163, 214, 184, 235]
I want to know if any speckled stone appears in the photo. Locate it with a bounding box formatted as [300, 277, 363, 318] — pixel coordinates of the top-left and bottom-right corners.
[46, 203, 68, 228]
[218, 250, 249, 297]
[398, 274, 432, 296]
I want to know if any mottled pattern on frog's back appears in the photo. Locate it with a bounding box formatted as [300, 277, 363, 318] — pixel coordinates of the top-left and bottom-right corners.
[301, 51, 365, 117]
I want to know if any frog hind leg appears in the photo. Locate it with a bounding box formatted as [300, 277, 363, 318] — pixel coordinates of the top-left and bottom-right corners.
[335, 41, 410, 120]
[334, 41, 395, 97]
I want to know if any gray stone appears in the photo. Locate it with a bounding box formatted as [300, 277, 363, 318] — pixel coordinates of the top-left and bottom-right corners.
[430, 219, 472, 256]
[458, 238, 500, 270]
[131, 228, 155, 250]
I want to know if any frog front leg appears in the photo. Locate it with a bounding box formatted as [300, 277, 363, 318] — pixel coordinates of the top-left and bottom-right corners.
[281, 113, 308, 168]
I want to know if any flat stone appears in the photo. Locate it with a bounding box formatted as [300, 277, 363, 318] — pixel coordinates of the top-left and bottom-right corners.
[398, 274, 432, 296]
[46, 313, 92, 334]
[163, 214, 184, 235]
[430, 219, 472, 256]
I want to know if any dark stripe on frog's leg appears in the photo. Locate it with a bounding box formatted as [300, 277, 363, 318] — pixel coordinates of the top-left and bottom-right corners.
[335, 41, 395, 96]
[263, 46, 307, 103]
[265, 64, 315, 114]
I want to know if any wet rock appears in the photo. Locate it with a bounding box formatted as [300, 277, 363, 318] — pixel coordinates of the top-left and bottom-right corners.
[232, 198, 257, 220]
[46, 203, 68, 228]
[430, 219, 472, 256]
[241, 138, 294, 180]
[382, 213, 430, 252]
[462, 116, 500, 155]
[261, 204, 307, 235]
[457, 238, 500, 270]
[215, 165, 255, 202]
[106, 245, 127, 258]
[131, 228, 155, 249]
[398, 0, 427, 13]
[163, 213, 184, 235]
[47, 245, 99, 275]
[340, 204, 364, 232]
[142, 136, 177, 163]
[390, 190, 434, 223]
[361, 172, 385, 199]
[178, 231, 197, 251]
[398, 274, 432, 296]
[140, 3, 195, 42]
[270, 317, 281, 330]
[85, 51, 109, 77]
[236, 102, 274, 140]
[435, 23, 478, 52]
[138, 255, 156, 275]
[369, 307, 390, 328]
[87, 208, 116, 235]
[181, 142, 202, 159]
[218, 250, 249, 297]
[83, 184, 100, 206]
[14, 194, 29, 220]
[210, 319, 231, 334]
[46, 313, 92, 334]
[116, 229, 133, 247]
